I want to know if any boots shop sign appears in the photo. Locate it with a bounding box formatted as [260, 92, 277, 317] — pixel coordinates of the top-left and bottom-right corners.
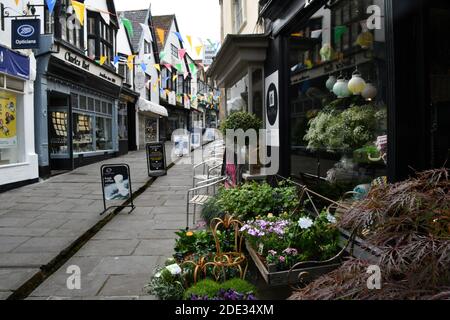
[53, 47, 122, 86]
[11, 19, 40, 49]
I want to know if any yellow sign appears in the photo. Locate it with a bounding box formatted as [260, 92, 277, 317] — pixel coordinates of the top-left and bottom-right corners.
[0, 91, 17, 147]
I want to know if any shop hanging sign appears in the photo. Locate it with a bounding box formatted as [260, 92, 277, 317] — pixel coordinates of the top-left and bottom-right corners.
[100, 164, 135, 215]
[11, 19, 40, 50]
[0, 91, 17, 148]
[0, 46, 30, 79]
[265, 70, 280, 147]
[146, 142, 167, 177]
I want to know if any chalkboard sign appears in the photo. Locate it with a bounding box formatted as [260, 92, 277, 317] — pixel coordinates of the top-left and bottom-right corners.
[100, 164, 135, 215]
[146, 142, 167, 177]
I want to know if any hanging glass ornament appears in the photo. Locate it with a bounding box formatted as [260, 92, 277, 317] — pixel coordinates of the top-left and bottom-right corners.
[326, 75, 337, 92]
[348, 68, 367, 95]
[362, 82, 378, 101]
[333, 76, 351, 98]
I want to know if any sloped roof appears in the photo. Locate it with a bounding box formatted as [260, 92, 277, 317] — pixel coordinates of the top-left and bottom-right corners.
[152, 15, 175, 53]
[119, 10, 148, 52]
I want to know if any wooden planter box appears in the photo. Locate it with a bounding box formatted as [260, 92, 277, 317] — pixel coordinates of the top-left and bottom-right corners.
[338, 228, 381, 264]
[246, 241, 341, 287]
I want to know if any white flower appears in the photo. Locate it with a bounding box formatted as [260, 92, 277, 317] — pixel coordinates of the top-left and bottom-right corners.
[154, 272, 161, 278]
[327, 213, 337, 224]
[165, 264, 182, 275]
[298, 217, 313, 229]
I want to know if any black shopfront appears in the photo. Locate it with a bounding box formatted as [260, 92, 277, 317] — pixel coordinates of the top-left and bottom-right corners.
[258, 0, 450, 193]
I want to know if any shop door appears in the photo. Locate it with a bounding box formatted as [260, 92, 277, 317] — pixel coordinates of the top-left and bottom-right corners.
[48, 94, 73, 173]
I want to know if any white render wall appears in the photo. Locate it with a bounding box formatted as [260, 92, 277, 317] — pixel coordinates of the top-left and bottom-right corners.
[0, 0, 39, 186]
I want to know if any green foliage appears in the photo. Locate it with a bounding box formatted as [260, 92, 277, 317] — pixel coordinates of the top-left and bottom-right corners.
[146, 265, 185, 300]
[216, 181, 299, 221]
[201, 196, 225, 226]
[304, 104, 387, 152]
[173, 230, 216, 261]
[220, 112, 262, 135]
[220, 278, 256, 295]
[183, 279, 221, 299]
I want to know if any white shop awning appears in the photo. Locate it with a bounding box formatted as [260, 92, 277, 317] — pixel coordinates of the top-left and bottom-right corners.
[137, 98, 168, 117]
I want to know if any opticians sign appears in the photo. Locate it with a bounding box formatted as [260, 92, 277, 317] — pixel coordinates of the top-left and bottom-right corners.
[11, 19, 40, 49]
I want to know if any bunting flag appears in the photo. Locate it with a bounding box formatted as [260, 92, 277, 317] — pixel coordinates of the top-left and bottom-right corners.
[156, 28, 165, 43]
[127, 55, 135, 70]
[172, 74, 177, 82]
[140, 63, 147, 72]
[113, 55, 120, 66]
[152, 81, 158, 92]
[195, 45, 203, 56]
[71, 0, 85, 26]
[159, 51, 166, 61]
[99, 56, 107, 65]
[178, 48, 186, 60]
[121, 17, 133, 38]
[154, 64, 161, 72]
[140, 23, 152, 41]
[175, 63, 183, 73]
[334, 26, 348, 42]
[189, 63, 198, 75]
[46, 0, 57, 14]
[15, 0, 19, 5]
[186, 35, 193, 48]
[174, 32, 184, 43]
[183, 71, 189, 80]
[164, 63, 172, 70]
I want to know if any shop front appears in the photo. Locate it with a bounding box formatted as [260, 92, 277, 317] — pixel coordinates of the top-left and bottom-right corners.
[136, 98, 168, 149]
[210, 0, 449, 198]
[0, 45, 39, 191]
[35, 43, 123, 177]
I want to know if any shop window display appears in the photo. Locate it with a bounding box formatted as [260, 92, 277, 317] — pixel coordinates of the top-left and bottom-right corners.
[96, 117, 113, 150]
[289, 0, 388, 199]
[0, 90, 20, 165]
[73, 113, 94, 153]
[49, 111, 69, 156]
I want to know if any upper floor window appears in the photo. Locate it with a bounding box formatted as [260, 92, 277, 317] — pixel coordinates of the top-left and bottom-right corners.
[171, 44, 178, 58]
[118, 57, 131, 86]
[144, 40, 152, 54]
[177, 75, 184, 94]
[87, 11, 116, 66]
[57, 0, 83, 50]
[233, 0, 245, 33]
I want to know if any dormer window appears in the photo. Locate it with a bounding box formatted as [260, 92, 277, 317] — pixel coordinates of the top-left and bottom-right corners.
[171, 44, 178, 58]
[144, 40, 152, 54]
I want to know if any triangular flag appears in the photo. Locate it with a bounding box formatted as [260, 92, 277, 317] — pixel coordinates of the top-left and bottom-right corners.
[152, 81, 157, 92]
[159, 51, 166, 61]
[174, 32, 184, 43]
[175, 63, 183, 73]
[140, 63, 147, 72]
[164, 63, 172, 70]
[178, 48, 186, 60]
[71, 0, 85, 26]
[99, 56, 107, 65]
[334, 26, 348, 42]
[195, 45, 203, 56]
[121, 17, 133, 38]
[113, 55, 120, 65]
[186, 35, 193, 48]
[127, 55, 135, 70]
[189, 63, 197, 75]
[15, 0, 19, 5]
[156, 28, 165, 44]
[154, 64, 161, 72]
[46, 0, 57, 14]
[172, 74, 177, 82]
[140, 23, 152, 41]
[183, 72, 189, 80]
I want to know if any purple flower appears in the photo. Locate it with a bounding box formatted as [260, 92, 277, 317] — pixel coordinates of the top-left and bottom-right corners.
[283, 248, 298, 256]
[279, 256, 286, 263]
[268, 250, 277, 256]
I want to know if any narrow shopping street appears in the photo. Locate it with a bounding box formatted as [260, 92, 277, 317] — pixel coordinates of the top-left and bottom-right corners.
[27, 150, 194, 300]
[0, 143, 197, 300]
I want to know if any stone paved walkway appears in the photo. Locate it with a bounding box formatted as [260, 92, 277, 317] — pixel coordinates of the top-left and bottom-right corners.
[26, 148, 201, 300]
[0, 142, 197, 299]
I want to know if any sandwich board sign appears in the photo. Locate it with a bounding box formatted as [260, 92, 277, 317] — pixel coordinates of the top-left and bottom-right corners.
[146, 142, 167, 177]
[100, 164, 135, 215]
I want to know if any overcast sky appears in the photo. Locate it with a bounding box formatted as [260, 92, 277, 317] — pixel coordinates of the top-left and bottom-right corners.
[115, 0, 221, 43]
